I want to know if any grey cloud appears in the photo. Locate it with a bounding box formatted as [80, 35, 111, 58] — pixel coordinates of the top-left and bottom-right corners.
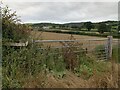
[4, 2, 118, 23]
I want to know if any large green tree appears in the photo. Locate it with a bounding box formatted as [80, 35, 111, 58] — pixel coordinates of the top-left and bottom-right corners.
[84, 22, 94, 31]
[98, 23, 110, 34]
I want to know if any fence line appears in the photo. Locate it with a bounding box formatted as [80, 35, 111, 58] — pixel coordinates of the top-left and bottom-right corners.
[5, 36, 116, 60]
[32, 36, 117, 61]
[33, 38, 108, 43]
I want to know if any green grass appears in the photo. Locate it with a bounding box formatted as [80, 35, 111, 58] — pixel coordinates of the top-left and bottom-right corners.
[3, 42, 117, 88]
[94, 44, 119, 63]
[74, 55, 109, 79]
[2, 46, 67, 88]
[112, 45, 119, 63]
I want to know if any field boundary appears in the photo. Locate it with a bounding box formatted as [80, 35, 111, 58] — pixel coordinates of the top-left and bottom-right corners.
[32, 36, 118, 61]
[43, 30, 119, 38]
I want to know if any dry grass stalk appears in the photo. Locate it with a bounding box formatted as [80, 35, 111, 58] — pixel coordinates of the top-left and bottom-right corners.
[60, 34, 84, 71]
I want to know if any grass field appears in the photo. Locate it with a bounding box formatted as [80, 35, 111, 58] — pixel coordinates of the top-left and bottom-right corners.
[31, 31, 107, 40]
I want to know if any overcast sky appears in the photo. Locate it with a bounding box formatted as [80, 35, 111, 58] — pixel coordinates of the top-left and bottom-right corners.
[3, 1, 119, 24]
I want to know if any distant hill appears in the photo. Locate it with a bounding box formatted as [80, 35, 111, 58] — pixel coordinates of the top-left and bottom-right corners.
[30, 20, 118, 30]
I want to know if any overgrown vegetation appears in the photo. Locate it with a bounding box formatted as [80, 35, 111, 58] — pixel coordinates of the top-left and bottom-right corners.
[2, 5, 31, 88]
[2, 6, 119, 88]
[2, 6, 31, 43]
[2, 43, 112, 88]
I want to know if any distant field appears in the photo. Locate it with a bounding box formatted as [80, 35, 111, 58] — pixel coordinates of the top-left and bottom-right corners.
[31, 31, 106, 40]
[30, 31, 109, 49]
[31, 31, 118, 42]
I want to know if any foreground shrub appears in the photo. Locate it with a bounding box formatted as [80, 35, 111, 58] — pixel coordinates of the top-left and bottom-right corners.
[2, 6, 31, 42]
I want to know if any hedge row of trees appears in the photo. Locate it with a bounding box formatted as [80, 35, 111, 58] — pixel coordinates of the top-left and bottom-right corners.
[71, 22, 112, 34]
[33, 21, 114, 34]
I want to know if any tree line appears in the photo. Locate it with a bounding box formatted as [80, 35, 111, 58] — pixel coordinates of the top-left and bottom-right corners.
[33, 21, 118, 34]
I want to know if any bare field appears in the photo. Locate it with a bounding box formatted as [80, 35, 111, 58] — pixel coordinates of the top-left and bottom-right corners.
[30, 31, 106, 40]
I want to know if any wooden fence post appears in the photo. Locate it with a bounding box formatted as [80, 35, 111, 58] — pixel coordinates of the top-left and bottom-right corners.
[107, 36, 113, 60]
